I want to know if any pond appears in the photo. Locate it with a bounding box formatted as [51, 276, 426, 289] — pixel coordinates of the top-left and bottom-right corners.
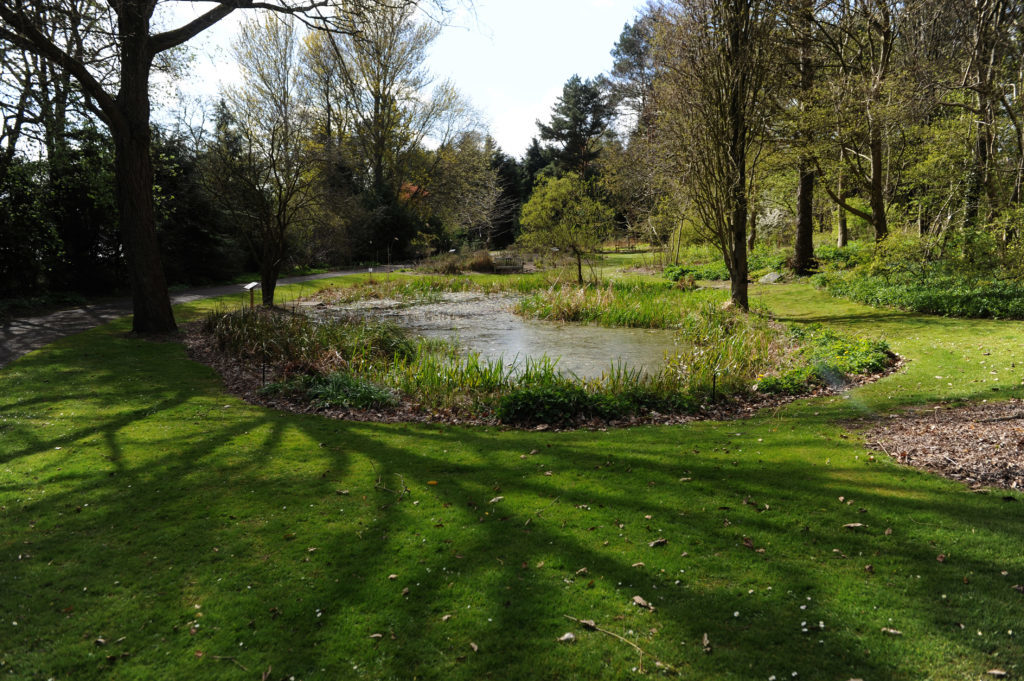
[315, 292, 680, 380]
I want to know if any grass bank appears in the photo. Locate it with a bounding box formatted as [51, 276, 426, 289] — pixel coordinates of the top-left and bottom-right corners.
[1, 278, 1023, 680]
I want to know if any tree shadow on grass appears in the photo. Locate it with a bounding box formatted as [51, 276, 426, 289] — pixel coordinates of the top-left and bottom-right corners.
[2, 330, 1024, 680]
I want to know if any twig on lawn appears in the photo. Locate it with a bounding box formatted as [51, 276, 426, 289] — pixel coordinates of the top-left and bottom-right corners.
[564, 615, 678, 675]
[210, 655, 248, 672]
[526, 496, 561, 525]
[367, 460, 410, 500]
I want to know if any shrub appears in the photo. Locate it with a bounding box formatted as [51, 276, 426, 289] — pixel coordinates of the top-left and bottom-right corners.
[813, 271, 1024, 319]
[263, 372, 398, 410]
[814, 242, 870, 270]
[468, 251, 495, 273]
[756, 367, 819, 395]
[496, 382, 590, 426]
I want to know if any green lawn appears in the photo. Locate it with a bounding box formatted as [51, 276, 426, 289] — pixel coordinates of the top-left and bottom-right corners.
[2, 279, 1023, 680]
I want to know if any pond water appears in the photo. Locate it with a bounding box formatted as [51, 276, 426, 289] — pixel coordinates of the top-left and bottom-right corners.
[317, 293, 680, 380]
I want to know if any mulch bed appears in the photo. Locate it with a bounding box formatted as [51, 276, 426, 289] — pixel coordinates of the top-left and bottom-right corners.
[181, 324, 901, 431]
[863, 399, 1024, 491]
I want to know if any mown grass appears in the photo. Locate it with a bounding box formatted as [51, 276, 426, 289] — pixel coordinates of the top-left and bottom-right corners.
[1, 278, 1023, 680]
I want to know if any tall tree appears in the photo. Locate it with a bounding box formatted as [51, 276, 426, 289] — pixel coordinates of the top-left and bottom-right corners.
[655, 0, 778, 310]
[537, 75, 614, 178]
[0, 0, 449, 333]
[609, 10, 661, 128]
[207, 15, 317, 307]
[790, 0, 816, 274]
[809, 0, 912, 242]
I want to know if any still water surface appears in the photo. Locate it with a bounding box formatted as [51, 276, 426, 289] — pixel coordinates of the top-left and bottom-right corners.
[323, 293, 680, 380]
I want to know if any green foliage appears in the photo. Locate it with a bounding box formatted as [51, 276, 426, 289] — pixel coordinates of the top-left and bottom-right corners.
[758, 325, 894, 395]
[518, 174, 615, 279]
[663, 247, 788, 283]
[814, 271, 1024, 319]
[666, 303, 793, 398]
[536, 75, 614, 177]
[755, 366, 819, 395]
[812, 236, 1024, 319]
[496, 381, 591, 425]
[262, 372, 398, 409]
[664, 261, 730, 281]
[814, 242, 871, 270]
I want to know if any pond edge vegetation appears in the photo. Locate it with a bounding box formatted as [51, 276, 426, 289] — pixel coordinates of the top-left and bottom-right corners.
[188, 276, 898, 429]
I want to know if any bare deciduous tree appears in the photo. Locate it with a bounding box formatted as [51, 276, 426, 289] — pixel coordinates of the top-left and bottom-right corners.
[655, 0, 778, 310]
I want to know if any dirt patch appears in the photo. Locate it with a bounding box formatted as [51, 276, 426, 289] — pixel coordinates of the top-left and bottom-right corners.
[182, 324, 900, 431]
[864, 399, 1024, 491]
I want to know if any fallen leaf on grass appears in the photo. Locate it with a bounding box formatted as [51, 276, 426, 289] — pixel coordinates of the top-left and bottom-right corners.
[388, 574, 398, 581]
[843, 523, 866, 530]
[632, 595, 656, 612]
[400, 587, 409, 597]
[937, 554, 946, 563]
[702, 632, 711, 653]
[489, 496, 504, 504]
[987, 670, 1008, 678]
[369, 633, 384, 640]
[575, 567, 589, 576]
[632, 562, 646, 568]
[880, 627, 902, 636]
[441, 614, 452, 622]
[557, 632, 576, 643]
[579, 619, 597, 630]
[884, 527, 893, 536]
[469, 642, 478, 653]
[649, 538, 668, 548]
[1013, 585, 1024, 594]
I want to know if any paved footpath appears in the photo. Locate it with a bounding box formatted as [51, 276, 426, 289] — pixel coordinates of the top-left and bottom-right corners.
[0, 269, 368, 368]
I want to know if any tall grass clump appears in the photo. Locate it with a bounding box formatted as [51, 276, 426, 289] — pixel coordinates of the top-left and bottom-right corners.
[665, 302, 792, 399]
[202, 306, 417, 374]
[515, 281, 722, 329]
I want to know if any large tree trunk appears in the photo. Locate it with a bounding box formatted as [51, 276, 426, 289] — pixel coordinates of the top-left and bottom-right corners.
[793, 157, 815, 274]
[114, 35, 176, 333]
[729, 148, 749, 310]
[868, 123, 888, 240]
[792, 0, 815, 273]
[260, 263, 280, 306]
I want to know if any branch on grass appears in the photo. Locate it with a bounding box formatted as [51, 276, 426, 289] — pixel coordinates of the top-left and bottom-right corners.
[564, 615, 679, 675]
[211, 655, 249, 671]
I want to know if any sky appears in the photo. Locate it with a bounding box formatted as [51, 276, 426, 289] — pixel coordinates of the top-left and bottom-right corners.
[163, 0, 642, 158]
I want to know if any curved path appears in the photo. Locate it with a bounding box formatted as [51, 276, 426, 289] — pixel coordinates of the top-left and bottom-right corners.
[0, 269, 370, 368]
